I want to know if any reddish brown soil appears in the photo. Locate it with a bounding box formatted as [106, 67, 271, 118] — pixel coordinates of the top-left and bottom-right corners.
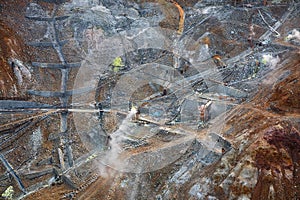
[0, 19, 31, 98]
[250, 53, 300, 200]
[1, 1, 299, 200]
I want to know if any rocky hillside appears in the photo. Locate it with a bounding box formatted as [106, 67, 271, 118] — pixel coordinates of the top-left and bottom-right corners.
[0, 0, 299, 199]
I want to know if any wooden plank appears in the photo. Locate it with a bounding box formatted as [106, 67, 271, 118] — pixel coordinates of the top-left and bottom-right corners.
[27, 40, 68, 47]
[31, 62, 81, 69]
[27, 90, 66, 98]
[57, 148, 65, 171]
[39, 0, 67, 4]
[48, 132, 67, 141]
[26, 15, 69, 21]
[0, 154, 26, 193]
[0, 100, 52, 110]
[27, 87, 93, 98]
[23, 168, 54, 180]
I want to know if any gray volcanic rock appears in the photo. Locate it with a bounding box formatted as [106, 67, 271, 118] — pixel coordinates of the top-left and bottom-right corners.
[0, 1, 299, 200]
